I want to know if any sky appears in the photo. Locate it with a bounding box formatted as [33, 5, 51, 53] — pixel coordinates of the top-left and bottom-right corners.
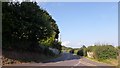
[38, 2, 118, 48]
[13, 0, 120, 2]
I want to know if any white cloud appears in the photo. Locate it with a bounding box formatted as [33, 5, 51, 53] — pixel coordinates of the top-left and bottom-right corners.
[61, 41, 70, 47]
[77, 42, 81, 46]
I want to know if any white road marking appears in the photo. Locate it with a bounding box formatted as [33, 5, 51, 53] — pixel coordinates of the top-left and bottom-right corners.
[79, 59, 96, 66]
[73, 58, 97, 67]
[71, 59, 81, 68]
[41, 64, 46, 66]
[56, 62, 61, 63]
[74, 60, 81, 66]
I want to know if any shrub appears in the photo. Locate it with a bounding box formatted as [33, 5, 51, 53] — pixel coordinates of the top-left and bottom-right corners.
[83, 48, 87, 56]
[76, 45, 87, 56]
[69, 49, 74, 54]
[87, 45, 118, 61]
[77, 49, 83, 56]
[74, 49, 78, 55]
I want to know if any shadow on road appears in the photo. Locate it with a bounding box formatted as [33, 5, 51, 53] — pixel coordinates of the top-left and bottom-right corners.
[2, 50, 81, 65]
[42, 52, 81, 63]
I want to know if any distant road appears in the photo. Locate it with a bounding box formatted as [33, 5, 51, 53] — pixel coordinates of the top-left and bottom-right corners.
[3, 52, 116, 68]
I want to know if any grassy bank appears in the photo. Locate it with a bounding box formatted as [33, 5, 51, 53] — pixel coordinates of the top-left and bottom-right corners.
[2, 50, 60, 65]
[117, 55, 120, 68]
[101, 58, 118, 66]
[86, 57, 118, 66]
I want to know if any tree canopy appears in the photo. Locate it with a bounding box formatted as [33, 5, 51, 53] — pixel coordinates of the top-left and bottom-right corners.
[2, 2, 60, 51]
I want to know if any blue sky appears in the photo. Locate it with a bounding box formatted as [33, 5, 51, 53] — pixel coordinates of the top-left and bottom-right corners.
[39, 2, 118, 48]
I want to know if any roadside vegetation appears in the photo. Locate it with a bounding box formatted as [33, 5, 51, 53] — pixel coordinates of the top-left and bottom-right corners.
[2, 2, 62, 65]
[86, 44, 118, 65]
[117, 46, 120, 68]
[62, 46, 73, 53]
[87, 45, 118, 60]
[2, 1, 119, 66]
[62, 44, 119, 65]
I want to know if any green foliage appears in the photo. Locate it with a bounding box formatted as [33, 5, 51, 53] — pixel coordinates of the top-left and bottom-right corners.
[2, 2, 61, 55]
[39, 34, 55, 47]
[53, 41, 62, 53]
[83, 48, 87, 56]
[69, 49, 74, 54]
[82, 45, 87, 56]
[74, 49, 79, 55]
[62, 46, 73, 53]
[76, 45, 87, 56]
[118, 46, 120, 49]
[3, 2, 52, 41]
[87, 45, 118, 61]
[77, 48, 83, 56]
[87, 46, 96, 52]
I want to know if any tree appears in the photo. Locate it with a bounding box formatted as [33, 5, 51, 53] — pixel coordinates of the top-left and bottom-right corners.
[77, 48, 83, 56]
[118, 46, 120, 49]
[2, 2, 61, 52]
[69, 49, 74, 54]
[76, 45, 87, 56]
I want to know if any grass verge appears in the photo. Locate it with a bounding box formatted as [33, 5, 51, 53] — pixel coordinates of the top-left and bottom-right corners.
[85, 56, 118, 66]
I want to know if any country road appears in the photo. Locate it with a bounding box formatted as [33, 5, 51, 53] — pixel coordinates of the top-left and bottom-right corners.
[2, 52, 116, 68]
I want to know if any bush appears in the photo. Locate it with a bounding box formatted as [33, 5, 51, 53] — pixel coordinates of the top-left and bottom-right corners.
[87, 45, 118, 61]
[76, 45, 87, 56]
[69, 49, 74, 54]
[77, 49, 83, 56]
[83, 48, 87, 56]
[74, 49, 78, 55]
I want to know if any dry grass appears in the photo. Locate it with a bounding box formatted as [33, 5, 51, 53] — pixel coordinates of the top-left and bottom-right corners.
[102, 59, 118, 66]
[117, 55, 120, 68]
[86, 57, 118, 66]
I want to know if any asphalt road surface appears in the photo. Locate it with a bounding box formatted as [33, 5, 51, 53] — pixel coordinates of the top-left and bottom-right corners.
[2, 52, 116, 68]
